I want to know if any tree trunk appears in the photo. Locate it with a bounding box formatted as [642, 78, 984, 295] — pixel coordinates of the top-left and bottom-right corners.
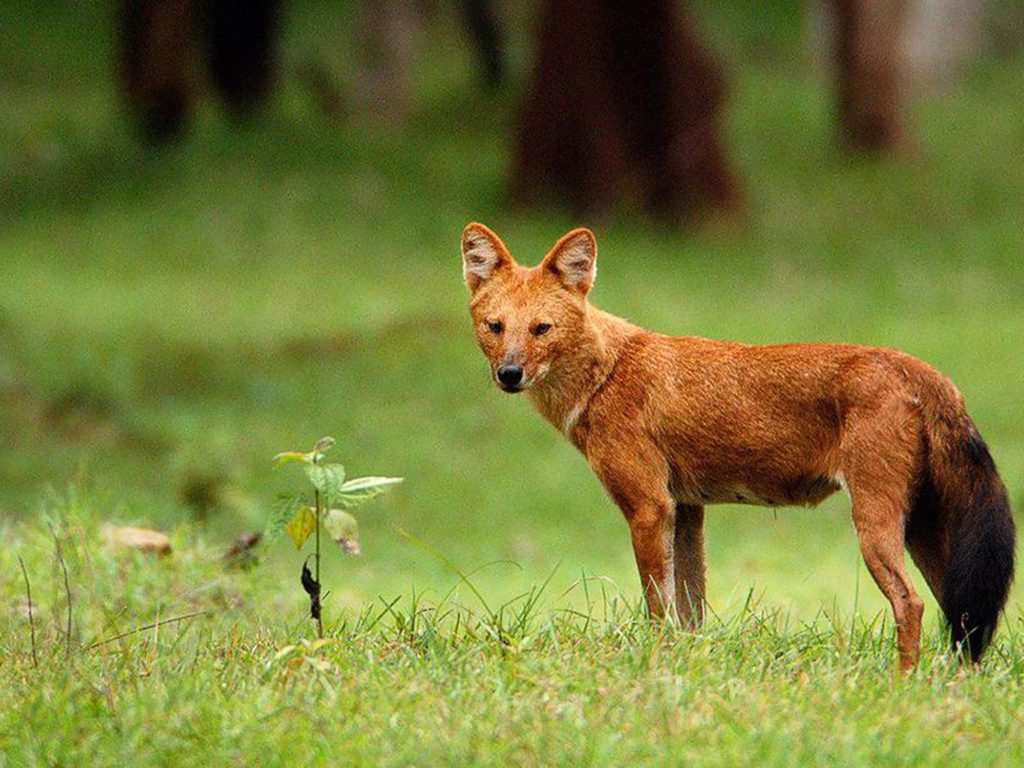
[120, 0, 196, 142]
[205, 0, 281, 116]
[357, 0, 421, 122]
[831, 0, 909, 151]
[460, 0, 505, 90]
[119, 0, 280, 142]
[511, 0, 741, 223]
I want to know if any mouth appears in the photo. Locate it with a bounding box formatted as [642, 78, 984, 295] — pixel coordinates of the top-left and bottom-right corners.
[499, 383, 525, 394]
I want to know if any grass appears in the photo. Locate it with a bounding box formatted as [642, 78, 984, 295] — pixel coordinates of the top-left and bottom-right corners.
[6, 501, 1024, 766]
[2, 1, 1024, 765]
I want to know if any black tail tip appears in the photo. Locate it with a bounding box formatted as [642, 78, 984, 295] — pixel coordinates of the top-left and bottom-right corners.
[941, 494, 1014, 663]
[942, 510, 1014, 662]
[935, 420, 1015, 663]
[950, 615, 996, 662]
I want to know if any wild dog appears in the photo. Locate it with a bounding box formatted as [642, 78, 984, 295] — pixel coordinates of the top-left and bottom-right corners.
[460, 222, 1015, 671]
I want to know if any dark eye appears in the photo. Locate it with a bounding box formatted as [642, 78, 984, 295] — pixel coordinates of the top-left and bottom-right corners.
[487, 320, 503, 334]
[532, 323, 552, 336]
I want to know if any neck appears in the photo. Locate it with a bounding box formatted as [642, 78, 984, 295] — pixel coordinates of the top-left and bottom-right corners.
[527, 306, 637, 439]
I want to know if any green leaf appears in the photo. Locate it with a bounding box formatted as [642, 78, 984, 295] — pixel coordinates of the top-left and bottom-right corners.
[272, 451, 313, 468]
[286, 506, 317, 550]
[305, 463, 346, 505]
[335, 476, 403, 509]
[264, 494, 304, 544]
[324, 509, 360, 555]
[313, 436, 336, 454]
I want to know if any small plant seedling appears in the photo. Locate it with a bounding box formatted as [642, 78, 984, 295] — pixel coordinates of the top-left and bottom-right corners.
[268, 436, 402, 637]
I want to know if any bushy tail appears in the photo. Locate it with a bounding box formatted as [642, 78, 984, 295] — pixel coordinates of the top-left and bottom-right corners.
[921, 378, 1015, 661]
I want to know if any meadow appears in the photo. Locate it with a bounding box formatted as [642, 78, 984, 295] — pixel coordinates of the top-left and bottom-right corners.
[2, 1, 1024, 765]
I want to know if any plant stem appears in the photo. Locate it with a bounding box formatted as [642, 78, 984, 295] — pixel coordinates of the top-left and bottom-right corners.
[314, 457, 323, 639]
[18, 555, 37, 668]
[49, 524, 73, 660]
[85, 610, 208, 650]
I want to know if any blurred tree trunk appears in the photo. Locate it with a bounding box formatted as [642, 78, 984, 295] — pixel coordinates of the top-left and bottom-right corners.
[356, 1, 504, 122]
[831, 0, 909, 151]
[511, 0, 741, 223]
[460, 0, 504, 90]
[357, 0, 420, 122]
[120, 0, 280, 142]
[205, 0, 281, 116]
[120, 0, 196, 141]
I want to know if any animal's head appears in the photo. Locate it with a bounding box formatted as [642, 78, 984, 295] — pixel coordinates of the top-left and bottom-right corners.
[460, 223, 597, 394]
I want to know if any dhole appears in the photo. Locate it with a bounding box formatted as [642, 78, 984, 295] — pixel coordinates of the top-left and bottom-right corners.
[460, 222, 1015, 670]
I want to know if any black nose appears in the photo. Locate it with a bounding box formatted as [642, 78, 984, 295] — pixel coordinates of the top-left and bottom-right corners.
[497, 364, 524, 388]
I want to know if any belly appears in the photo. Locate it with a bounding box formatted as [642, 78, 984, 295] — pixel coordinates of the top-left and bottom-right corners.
[671, 473, 842, 509]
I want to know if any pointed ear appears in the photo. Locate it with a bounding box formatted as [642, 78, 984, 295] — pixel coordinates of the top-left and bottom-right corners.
[461, 223, 513, 293]
[542, 228, 597, 295]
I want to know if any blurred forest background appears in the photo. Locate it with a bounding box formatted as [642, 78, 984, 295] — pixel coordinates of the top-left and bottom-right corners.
[1, 0, 1023, 620]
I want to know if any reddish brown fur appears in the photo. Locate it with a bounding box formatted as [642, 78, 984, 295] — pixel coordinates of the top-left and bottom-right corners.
[461, 223, 1012, 671]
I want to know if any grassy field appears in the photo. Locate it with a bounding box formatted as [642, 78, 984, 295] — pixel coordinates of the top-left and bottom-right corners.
[2, 1, 1024, 765]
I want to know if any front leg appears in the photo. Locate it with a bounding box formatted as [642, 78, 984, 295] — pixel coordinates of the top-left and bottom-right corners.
[674, 504, 706, 628]
[593, 449, 676, 620]
[627, 500, 677, 618]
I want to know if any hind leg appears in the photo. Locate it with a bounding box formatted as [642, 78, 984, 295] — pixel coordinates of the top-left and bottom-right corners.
[906, 529, 946, 610]
[842, 399, 926, 671]
[853, 503, 925, 671]
[904, 478, 950, 609]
